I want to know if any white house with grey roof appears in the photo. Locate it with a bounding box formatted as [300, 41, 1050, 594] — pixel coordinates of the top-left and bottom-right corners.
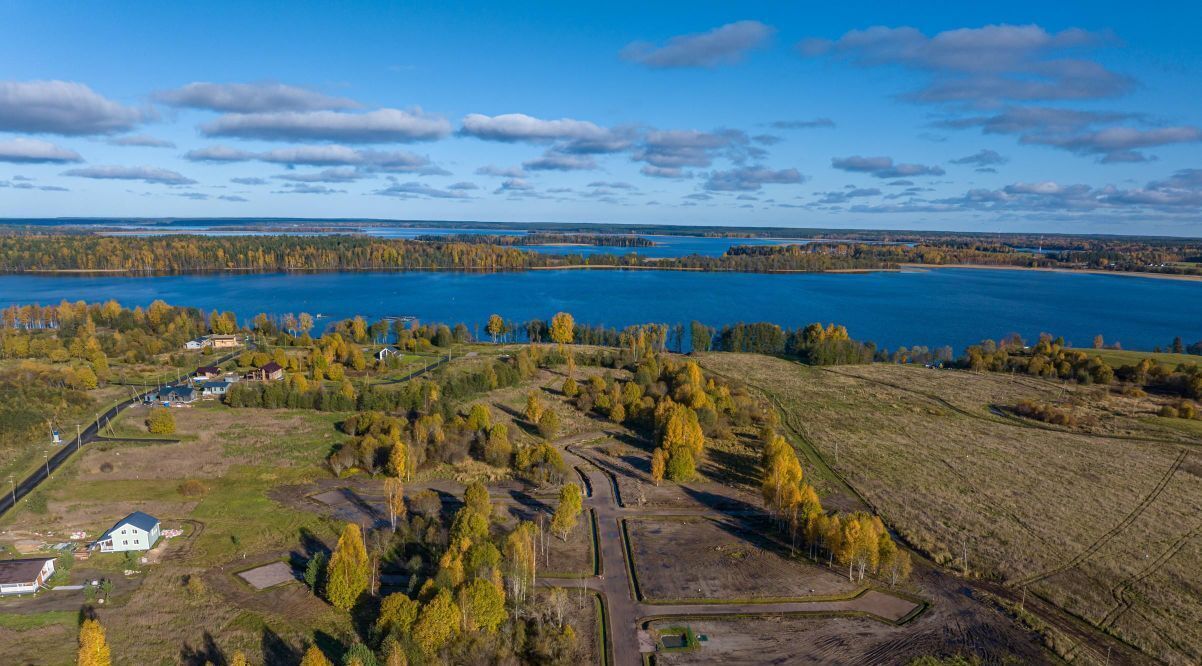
[0, 557, 56, 595]
[93, 511, 161, 553]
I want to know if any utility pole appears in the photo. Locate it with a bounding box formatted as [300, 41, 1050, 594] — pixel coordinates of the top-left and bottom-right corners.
[76, 423, 82, 452]
[43, 451, 49, 478]
[8, 475, 14, 506]
[962, 538, 969, 577]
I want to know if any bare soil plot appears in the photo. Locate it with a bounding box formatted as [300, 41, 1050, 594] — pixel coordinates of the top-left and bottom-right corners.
[648, 612, 1041, 666]
[498, 504, 595, 577]
[540, 586, 600, 666]
[626, 518, 858, 602]
[698, 353, 1202, 664]
[578, 438, 763, 511]
[237, 561, 298, 590]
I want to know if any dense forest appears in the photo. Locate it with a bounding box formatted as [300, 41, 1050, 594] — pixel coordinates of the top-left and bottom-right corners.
[0, 231, 1198, 275]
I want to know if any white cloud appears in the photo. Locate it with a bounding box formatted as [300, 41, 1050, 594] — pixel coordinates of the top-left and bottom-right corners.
[0, 80, 150, 135]
[0, 138, 82, 163]
[63, 165, 195, 185]
[156, 82, 358, 112]
[201, 108, 450, 143]
[622, 21, 774, 68]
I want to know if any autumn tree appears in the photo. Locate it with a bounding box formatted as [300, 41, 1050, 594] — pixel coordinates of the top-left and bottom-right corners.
[77, 618, 111, 666]
[376, 592, 420, 641]
[562, 376, 578, 398]
[464, 481, 491, 519]
[458, 578, 507, 634]
[650, 448, 666, 486]
[325, 522, 370, 610]
[484, 423, 512, 466]
[384, 477, 405, 530]
[550, 312, 575, 349]
[486, 314, 504, 343]
[551, 483, 583, 540]
[300, 645, 333, 666]
[230, 652, 248, 666]
[537, 409, 561, 439]
[525, 391, 546, 424]
[413, 588, 461, 657]
[387, 441, 408, 479]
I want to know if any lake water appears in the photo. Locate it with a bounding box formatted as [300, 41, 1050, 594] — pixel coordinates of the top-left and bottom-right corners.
[1, 268, 1199, 353]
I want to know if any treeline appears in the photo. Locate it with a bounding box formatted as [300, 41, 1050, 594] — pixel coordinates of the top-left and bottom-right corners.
[416, 233, 654, 248]
[759, 428, 911, 584]
[961, 334, 1202, 401]
[709, 322, 876, 365]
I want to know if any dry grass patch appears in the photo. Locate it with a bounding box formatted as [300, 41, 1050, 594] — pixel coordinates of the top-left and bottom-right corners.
[698, 353, 1202, 664]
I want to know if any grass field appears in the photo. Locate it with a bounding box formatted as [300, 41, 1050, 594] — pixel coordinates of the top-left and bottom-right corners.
[698, 353, 1202, 665]
[1070, 347, 1201, 369]
[0, 402, 350, 663]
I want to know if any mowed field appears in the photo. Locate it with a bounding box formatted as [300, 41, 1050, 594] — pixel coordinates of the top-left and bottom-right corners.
[699, 353, 1202, 666]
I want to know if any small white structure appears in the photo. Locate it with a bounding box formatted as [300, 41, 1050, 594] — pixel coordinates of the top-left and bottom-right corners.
[184, 338, 206, 350]
[94, 511, 161, 553]
[0, 557, 55, 595]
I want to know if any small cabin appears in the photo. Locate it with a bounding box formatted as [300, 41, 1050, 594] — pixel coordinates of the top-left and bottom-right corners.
[0, 557, 56, 596]
[245, 361, 284, 382]
[183, 338, 206, 350]
[194, 366, 221, 380]
[93, 511, 161, 553]
[208, 335, 240, 349]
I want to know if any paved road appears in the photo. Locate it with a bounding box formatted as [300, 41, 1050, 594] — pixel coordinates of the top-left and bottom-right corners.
[0, 348, 242, 519]
[541, 431, 923, 666]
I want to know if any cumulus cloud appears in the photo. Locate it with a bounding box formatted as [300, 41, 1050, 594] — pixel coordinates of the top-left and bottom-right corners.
[817, 187, 882, 204]
[523, 151, 597, 171]
[0, 80, 151, 135]
[374, 181, 471, 199]
[950, 149, 1008, 169]
[703, 166, 804, 191]
[63, 165, 195, 185]
[495, 178, 533, 194]
[640, 165, 688, 179]
[0, 138, 82, 163]
[273, 183, 344, 195]
[156, 82, 357, 113]
[231, 177, 268, 185]
[475, 165, 526, 178]
[186, 144, 438, 172]
[1022, 126, 1202, 163]
[941, 107, 1200, 163]
[201, 108, 450, 143]
[447, 181, 478, 191]
[622, 20, 774, 68]
[218, 194, 248, 202]
[798, 24, 1131, 105]
[770, 118, 835, 129]
[461, 113, 606, 142]
[634, 129, 750, 169]
[587, 181, 636, 190]
[832, 155, 945, 178]
[108, 134, 176, 148]
[273, 168, 364, 183]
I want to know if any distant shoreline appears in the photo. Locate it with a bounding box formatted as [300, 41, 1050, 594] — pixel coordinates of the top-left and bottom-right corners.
[6, 263, 1200, 282]
[897, 263, 1202, 282]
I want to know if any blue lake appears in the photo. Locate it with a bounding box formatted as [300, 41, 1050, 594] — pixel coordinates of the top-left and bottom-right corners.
[1, 268, 1199, 353]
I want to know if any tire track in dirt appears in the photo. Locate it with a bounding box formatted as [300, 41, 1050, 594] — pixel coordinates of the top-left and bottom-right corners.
[1099, 517, 1202, 630]
[1014, 450, 1186, 588]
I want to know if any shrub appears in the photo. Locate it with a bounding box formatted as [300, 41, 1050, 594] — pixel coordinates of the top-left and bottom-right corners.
[177, 479, 207, 497]
[146, 407, 176, 434]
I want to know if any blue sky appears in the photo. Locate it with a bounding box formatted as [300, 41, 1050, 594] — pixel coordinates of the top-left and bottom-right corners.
[1, 2, 1201, 235]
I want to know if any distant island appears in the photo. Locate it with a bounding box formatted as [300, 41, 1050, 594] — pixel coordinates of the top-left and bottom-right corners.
[0, 222, 1198, 278]
[413, 232, 656, 248]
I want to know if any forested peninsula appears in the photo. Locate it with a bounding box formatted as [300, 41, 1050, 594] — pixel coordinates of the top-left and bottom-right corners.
[0, 231, 1198, 276]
